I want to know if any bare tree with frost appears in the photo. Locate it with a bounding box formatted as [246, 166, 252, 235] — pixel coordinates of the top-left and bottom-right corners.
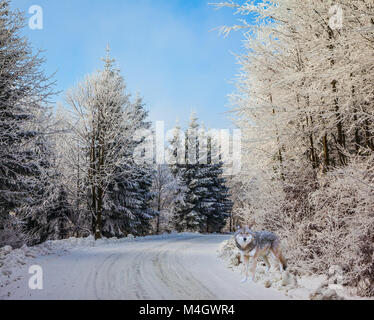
[65, 49, 134, 239]
[65, 49, 155, 239]
[150, 164, 179, 234]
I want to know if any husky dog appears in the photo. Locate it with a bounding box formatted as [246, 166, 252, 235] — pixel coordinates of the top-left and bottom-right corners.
[234, 226, 287, 283]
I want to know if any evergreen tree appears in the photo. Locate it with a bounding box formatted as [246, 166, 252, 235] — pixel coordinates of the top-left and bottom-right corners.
[168, 121, 186, 177]
[102, 90, 156, 237]
[171, 114, 202, 232]
[66, 48, 156, 239]
[170, 114, 231, 233]
[167, 122, 188, 231]
[66, 48, 132, 239]
[0, 0, 54, 245]
[22, 109, 74, 244]
[197, 129, 232, 233]
[207, 165, 232, 232]
[25, 183, 74, 244]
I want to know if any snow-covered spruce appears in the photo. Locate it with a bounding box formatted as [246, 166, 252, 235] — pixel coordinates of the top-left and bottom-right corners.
[170, 113, 232, 233]
[0, 0, 59, 247]
[103, 94, 156, 237]
[21, 109, 75, 245]
[65, 49, 156, 239]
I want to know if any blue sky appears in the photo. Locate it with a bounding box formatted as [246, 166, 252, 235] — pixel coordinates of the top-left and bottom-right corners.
[11, 0, 247, 130]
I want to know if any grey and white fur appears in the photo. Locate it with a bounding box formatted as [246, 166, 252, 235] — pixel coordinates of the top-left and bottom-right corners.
[234, 226, 287, 283]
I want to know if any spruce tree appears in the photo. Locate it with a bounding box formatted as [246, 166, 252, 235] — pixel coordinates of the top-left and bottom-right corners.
[102, 92, 156, 237]
[170, 114, 232, 233]
[66, 48, 132, 239]
[167, 122, 188, 231]
[203, 133, 232, 232]
[172, 113, 205, 232]
[67, 49, 156, 239]
[0, 0, 54, 245]
[22, 109, 74, 244]
[196, 128, 232, 233]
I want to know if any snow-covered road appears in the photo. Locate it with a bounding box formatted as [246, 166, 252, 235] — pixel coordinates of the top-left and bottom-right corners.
[2, 234, 289, 300]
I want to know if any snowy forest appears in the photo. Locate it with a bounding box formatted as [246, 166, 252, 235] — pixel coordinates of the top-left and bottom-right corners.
[0, 0, 232, 247]
[216, 0, 374, 296]
[1, 0, 374, 299]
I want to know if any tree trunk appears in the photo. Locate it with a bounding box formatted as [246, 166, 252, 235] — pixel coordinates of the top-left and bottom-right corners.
[332, 79, 346, 166]
[229, 213, 233, 233]
[95, 133, 105, 240]
[364, 119, 374, 151]
[90, 135, 97, 235]
[95, 187, 103, 240]
[76, 142, 81, 237]
[156, 193, 161, 235]
[270, 94, 284, 180]
[322, 134, 330, 171]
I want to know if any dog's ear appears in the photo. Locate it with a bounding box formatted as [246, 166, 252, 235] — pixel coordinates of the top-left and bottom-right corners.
[247, 219, 256, 230]
[234, 225, 242, 236]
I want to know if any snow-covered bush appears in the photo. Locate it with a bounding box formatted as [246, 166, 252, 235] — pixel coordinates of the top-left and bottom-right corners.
[308, 162, 374, 296]
[0, 216, 27, 249]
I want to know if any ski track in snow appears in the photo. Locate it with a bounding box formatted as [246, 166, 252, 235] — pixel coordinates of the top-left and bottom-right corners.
[1, 234, 289, 300]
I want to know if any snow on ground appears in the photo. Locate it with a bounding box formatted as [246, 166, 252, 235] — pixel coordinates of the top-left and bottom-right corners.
[0, 233, 156, 299]
[1, 233, 290, 300]
[218, 238, 368, 300]
[0, 233, 187, 299]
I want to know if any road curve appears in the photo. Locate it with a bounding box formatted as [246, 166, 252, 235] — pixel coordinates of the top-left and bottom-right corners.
[7, 234, 289, 300]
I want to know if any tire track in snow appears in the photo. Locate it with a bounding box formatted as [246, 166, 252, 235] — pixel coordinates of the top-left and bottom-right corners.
[151, 238, 216, 299]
